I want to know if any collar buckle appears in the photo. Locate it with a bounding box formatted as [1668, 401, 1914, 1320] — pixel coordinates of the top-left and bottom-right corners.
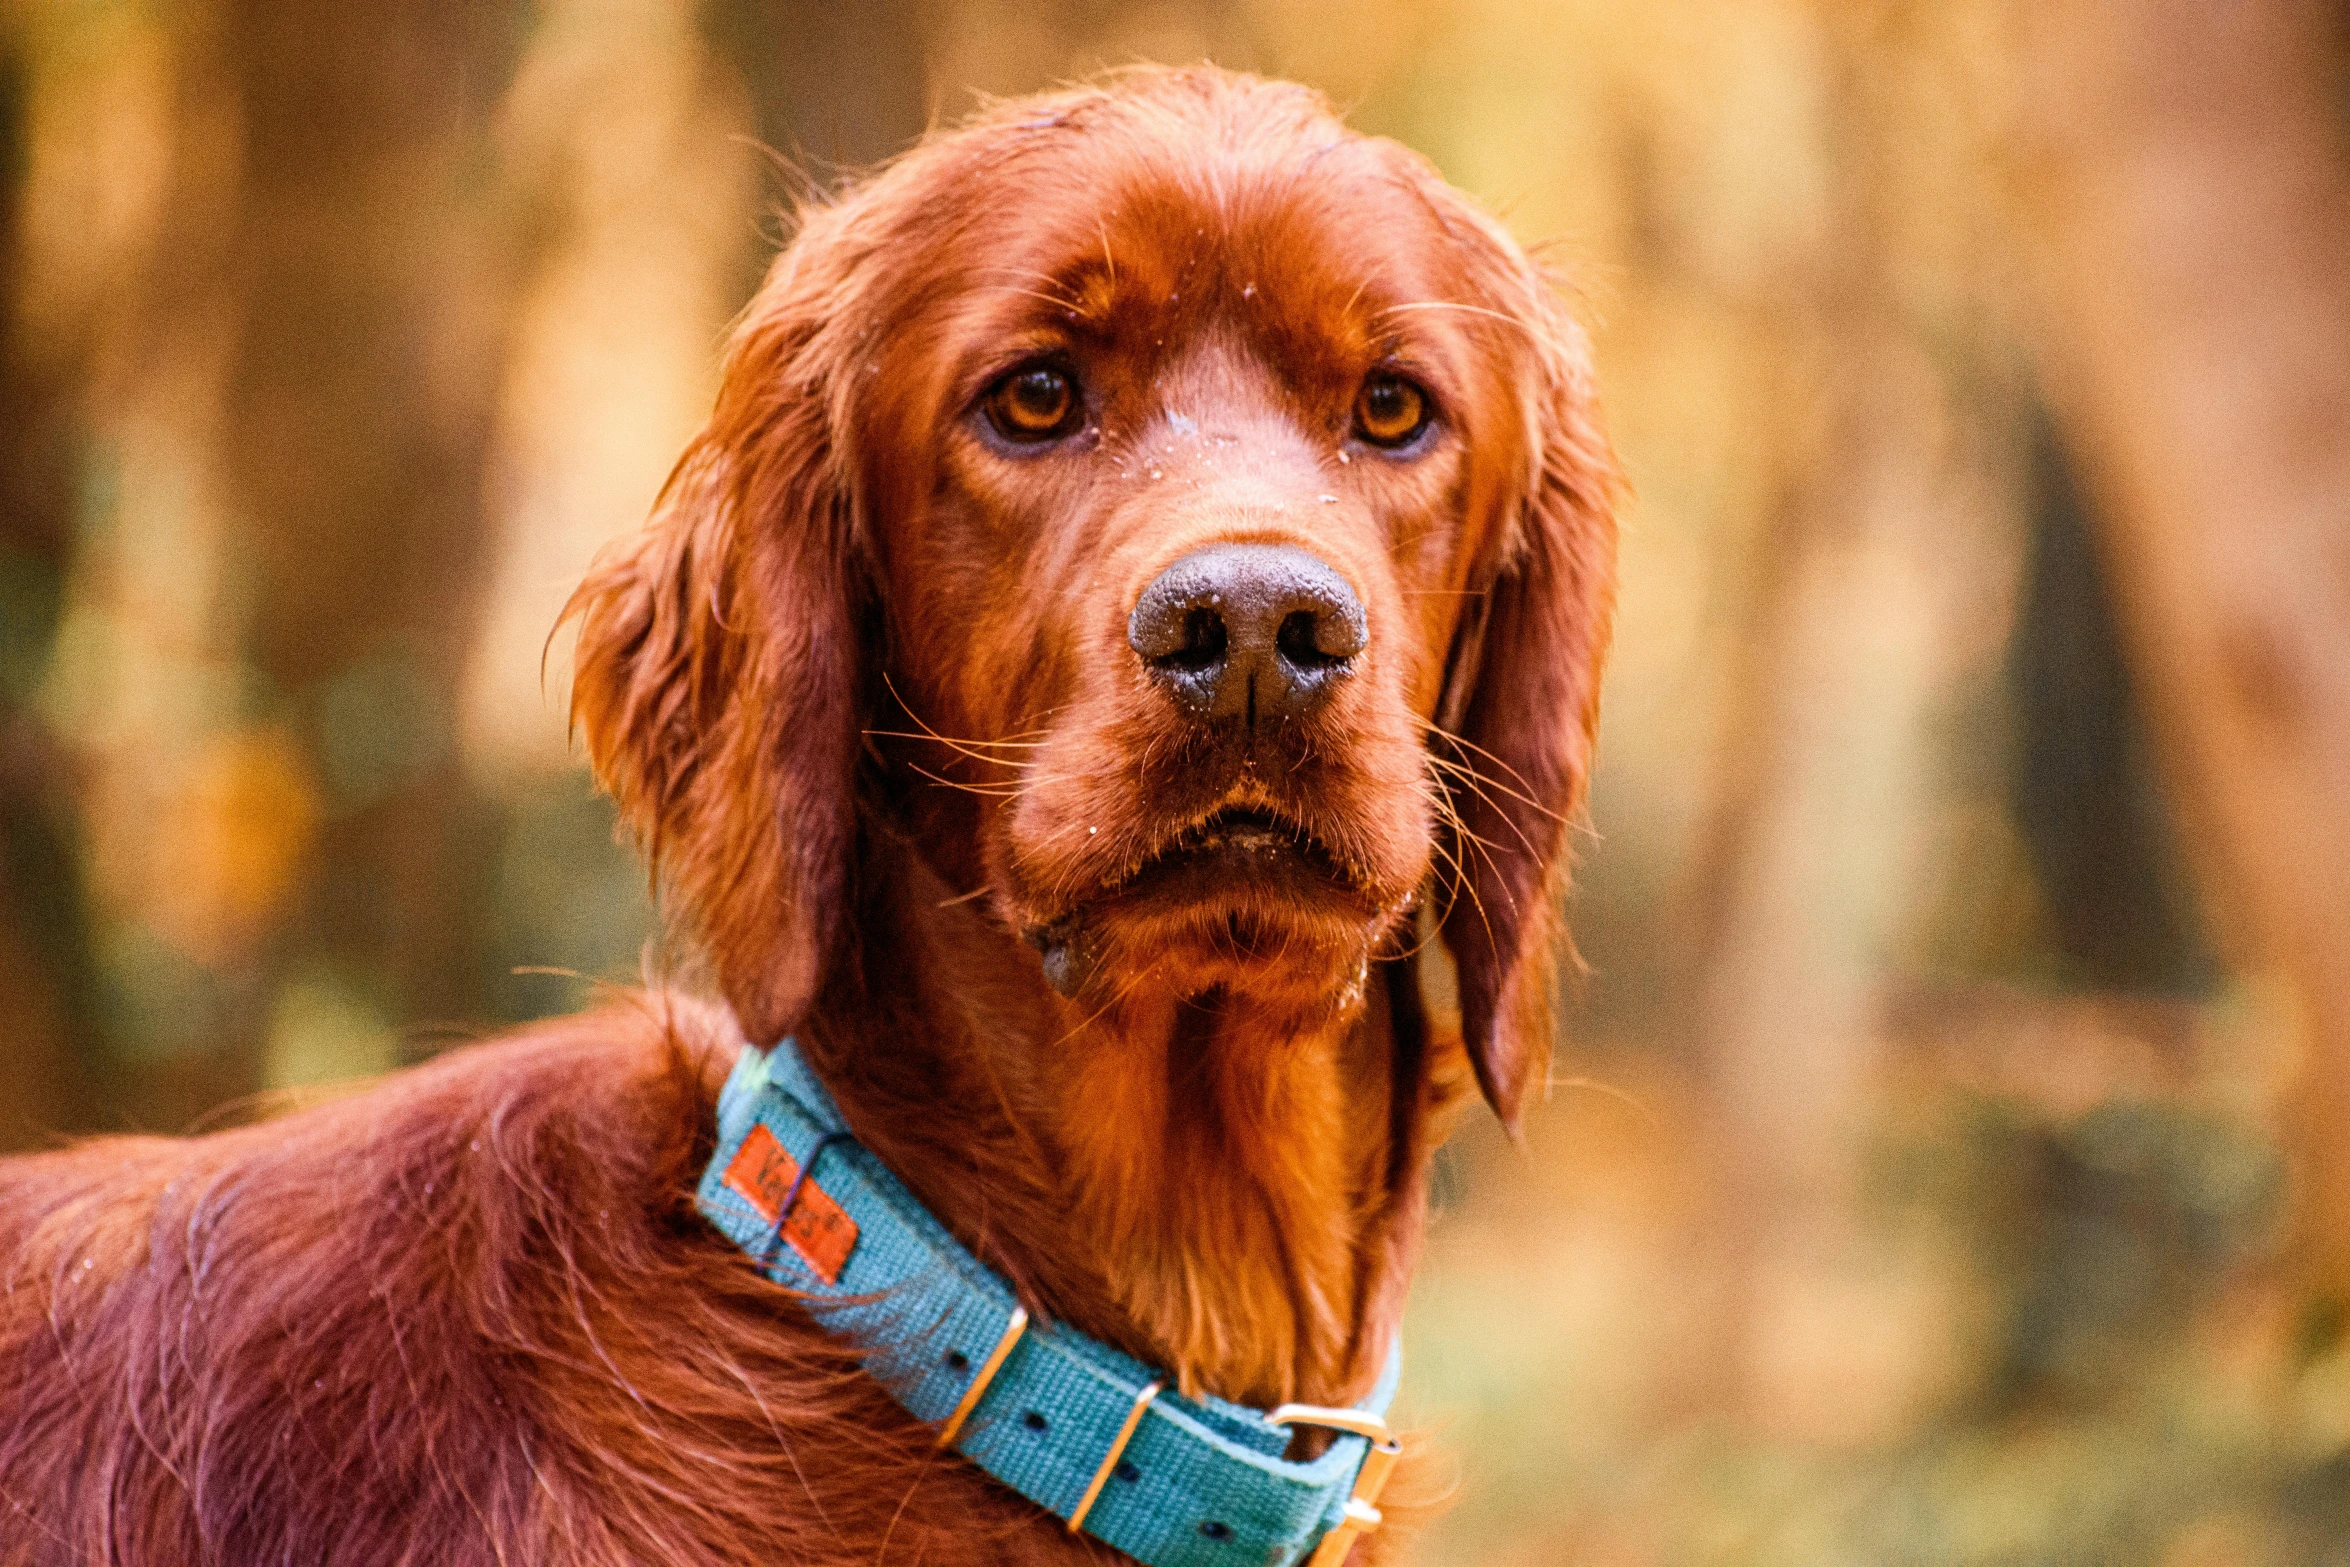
[1265, 1404, 1404, 1567]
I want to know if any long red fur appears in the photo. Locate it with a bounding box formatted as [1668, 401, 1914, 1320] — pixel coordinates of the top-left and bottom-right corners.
[0, 68, 1618, 1565]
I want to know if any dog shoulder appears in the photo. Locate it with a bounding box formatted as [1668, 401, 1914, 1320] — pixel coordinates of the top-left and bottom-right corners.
[0, 992, 765, 1563]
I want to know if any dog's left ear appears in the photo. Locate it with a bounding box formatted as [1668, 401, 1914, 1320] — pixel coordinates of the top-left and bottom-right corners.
[1432, 281, 1622, 1136]
[565, 244, 868, 1046]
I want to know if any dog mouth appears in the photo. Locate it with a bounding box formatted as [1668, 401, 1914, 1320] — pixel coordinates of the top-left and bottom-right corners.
[1086, 800, 1379, 942]
[1117, 804, 1357, 895]
[1017, 801, 1381, 996]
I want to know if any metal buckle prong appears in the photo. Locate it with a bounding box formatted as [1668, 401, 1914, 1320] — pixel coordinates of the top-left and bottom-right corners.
[1266, 1404, 1404, 1567]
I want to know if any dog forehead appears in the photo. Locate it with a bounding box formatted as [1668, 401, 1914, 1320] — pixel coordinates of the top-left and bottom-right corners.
[1032, 144, 1462, 328]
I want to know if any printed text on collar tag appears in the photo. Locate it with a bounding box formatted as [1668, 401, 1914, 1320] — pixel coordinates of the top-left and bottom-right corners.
[723, 1124, 859, 1283]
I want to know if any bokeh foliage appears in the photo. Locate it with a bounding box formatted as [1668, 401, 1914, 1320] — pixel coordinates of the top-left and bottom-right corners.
[2, 1, 2345, 1561]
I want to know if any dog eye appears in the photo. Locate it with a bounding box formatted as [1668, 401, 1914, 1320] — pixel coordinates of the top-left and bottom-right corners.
[1353, 374, 1431, 448]
[984, 365, 1080, 442]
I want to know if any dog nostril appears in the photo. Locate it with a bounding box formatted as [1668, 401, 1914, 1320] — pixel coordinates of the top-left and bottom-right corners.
[1163, 606, 1228, 672]
[1274, 609, 1344, 669]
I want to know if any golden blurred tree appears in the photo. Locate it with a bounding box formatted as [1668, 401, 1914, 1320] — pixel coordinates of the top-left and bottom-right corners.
[0, 25, 100, 1147]
[2016, 0, 2350, 1293]
[205, 0, 526, 1071]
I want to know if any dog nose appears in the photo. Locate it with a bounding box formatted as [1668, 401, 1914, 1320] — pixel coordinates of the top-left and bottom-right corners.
[1128, 544, 1366, 724]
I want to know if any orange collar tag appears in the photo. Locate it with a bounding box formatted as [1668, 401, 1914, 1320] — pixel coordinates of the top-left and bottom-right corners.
[721, 1123, 859, 1283]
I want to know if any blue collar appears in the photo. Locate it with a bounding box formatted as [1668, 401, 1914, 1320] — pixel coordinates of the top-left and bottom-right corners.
[697, 1039, 1403, 1567]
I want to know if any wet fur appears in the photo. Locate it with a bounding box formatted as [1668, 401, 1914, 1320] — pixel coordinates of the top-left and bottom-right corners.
[0, 68, 1618, 1565]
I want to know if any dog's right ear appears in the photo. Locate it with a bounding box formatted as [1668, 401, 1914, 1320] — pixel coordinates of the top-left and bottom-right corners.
[565, 265, 865, 1047]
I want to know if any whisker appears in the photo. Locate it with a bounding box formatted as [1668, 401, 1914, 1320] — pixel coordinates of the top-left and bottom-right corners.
[1410, 728, 1560, 831]
[903, 762, 1029, 799]
[1416, 778, 1496, 952]
[877, 673, 1055, 773]
[1418, 715, 1555, 805]
[992, 284, 1089, 314]
[1547, 1075, 1665, 1132]
[973, 263, 1076, 288]
[971, 262, 1088, 296]
[1375, 300, 1534, 336]
[1422, 754, 1545, 859]
[1425, 842, 1494, 956]
[1423, 751, 1531, 829]
[864, 729, 1048, 755]
[1423, 767, 1504, 949]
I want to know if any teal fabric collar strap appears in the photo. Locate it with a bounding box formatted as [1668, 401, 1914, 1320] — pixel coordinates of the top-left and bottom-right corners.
[696, 1039, 1402, 1567]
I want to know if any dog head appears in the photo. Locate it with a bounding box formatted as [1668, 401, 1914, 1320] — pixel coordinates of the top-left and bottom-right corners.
[568, 68, 1618, 1131]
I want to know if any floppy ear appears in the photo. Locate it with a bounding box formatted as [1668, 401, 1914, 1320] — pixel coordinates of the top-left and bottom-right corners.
[1433, 289, 1621, 1136]
[565, 261, 866, 1047]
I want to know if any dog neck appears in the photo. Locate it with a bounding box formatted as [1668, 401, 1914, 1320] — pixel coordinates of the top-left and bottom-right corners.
[791, 833, 1468, 1412]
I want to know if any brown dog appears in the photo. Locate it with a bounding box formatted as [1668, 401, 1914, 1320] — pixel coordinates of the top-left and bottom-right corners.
[0, 67, 1617, 1566]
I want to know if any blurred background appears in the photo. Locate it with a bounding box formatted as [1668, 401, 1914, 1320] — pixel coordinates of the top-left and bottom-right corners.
[3, 0, 2347, 1560]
